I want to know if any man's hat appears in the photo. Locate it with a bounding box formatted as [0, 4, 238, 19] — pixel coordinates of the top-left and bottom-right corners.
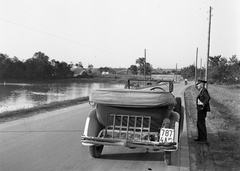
[196, 79, 207, 85]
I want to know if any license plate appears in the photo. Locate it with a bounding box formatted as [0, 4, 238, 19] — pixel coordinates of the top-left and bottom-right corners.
[159, 128, 174, 143]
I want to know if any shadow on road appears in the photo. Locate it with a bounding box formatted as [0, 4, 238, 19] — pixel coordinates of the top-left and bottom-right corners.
[100, 151, 165, 161]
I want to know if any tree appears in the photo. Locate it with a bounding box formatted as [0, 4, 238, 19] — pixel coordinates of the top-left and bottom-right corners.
[136, 57, 145, 75]
[75, 62, 83, 68]
[87, 64, 94, 75]
[226, 55, 240, 83]
[180, 65, 195, 79]
[99, 67, 109, 73]
[51, 60, 72, 78]
[25, 52, 53, 80]
[145, 62, 153, 76]
[209, 56, 228, 84]
[0, 54, 25, 80]
[128, 65, 138, 75]
[135, 57, 152, 75]
[228, 55, 238, 65]
[0, 53, 8, 79]
[0, 52, 89, 80]
[88, 64, 93, 68]
[25, 58, 38, 79]
[7, 57, 25, 79]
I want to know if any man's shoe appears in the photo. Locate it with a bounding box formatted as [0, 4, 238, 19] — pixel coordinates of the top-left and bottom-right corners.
[199, 140, 209, 144]
[195, 139, 209, 144]
[194, 138, 201, 141]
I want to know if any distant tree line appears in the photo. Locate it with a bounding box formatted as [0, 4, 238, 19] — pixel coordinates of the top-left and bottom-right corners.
[0, 52, 73, 80]
[2, 51, 239, 84]
[181, 55, 240, 84]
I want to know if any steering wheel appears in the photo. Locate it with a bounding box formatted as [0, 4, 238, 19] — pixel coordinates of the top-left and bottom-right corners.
[150, 87, 165, 91]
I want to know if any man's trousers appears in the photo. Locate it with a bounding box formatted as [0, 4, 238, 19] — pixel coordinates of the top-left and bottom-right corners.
[197, 108, 207, 141]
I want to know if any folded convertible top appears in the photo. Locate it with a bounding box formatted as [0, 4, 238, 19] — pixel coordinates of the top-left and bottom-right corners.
[90, 89, 176, 107]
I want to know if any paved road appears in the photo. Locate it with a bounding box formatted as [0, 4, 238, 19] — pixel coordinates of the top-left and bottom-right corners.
[0, 83, 190, 171]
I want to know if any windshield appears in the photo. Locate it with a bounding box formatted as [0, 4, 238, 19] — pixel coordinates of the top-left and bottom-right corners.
[125, 79, 173, 92]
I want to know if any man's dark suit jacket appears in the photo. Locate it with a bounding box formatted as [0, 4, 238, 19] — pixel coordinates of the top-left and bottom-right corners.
[196, 87, 211, 112]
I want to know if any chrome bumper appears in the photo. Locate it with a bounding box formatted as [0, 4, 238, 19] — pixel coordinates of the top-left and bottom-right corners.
[81, 136, 178, 151]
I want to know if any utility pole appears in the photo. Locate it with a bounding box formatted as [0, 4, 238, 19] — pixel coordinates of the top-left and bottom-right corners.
[200, 58, 202, 78]
[175, 63, 177, 82]
[195, 47, 198, 85]
[205, 6, 212, 89]
[144, 49, 146, 80]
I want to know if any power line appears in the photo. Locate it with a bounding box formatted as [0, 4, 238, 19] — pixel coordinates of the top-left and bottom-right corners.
[0, 17, 134, 60]
[25, 0, 134, 56]
[0, 1, 137, 61]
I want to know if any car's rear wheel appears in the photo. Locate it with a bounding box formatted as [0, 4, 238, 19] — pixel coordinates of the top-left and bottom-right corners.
[174, 97, 182, 114]
[89, 145, 104, 158]
[174, 97, 183, 141]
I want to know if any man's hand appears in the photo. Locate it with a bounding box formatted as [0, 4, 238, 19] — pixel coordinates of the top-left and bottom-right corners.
[197, 99, 203, 105]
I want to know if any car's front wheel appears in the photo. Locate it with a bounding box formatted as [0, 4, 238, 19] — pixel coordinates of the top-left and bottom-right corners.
[89, 145, 104, 158]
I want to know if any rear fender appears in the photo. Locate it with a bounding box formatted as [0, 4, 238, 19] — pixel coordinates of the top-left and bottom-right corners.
[82, 109, 103, 146]
[164, 113, 179, 152]
[169, 111, 180, 143]
[169, 111, 180, 129]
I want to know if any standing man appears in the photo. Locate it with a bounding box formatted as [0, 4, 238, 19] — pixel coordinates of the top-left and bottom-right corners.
[195, 79, 211, 142]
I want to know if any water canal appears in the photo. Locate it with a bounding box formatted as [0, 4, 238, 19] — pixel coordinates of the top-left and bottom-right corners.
[0, 82, 124, 113]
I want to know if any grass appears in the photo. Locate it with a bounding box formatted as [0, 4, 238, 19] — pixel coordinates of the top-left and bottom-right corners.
[207, 84, 240, 168]
[0, 96, 89, 123]
[185, 84, 240, 170]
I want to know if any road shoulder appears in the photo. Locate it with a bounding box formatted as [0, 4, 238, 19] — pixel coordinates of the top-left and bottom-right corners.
[184, 85, 240, 171]
[184, 85, 216, 170]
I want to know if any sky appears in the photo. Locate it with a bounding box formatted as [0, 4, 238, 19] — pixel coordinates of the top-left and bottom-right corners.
[0, 0, 239, 69]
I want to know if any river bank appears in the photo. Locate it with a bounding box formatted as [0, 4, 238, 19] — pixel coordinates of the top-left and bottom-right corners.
[0, 97, 89, 123]
[0, 78, 128, 114]
[185, 84, 240, 170]
[0, 75, 144, 84]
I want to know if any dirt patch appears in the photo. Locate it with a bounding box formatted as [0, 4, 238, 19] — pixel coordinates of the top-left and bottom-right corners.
[185, 85, 240, 170]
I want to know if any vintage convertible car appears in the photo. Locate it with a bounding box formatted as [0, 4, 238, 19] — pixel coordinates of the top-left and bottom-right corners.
[81, 79, 183, 165]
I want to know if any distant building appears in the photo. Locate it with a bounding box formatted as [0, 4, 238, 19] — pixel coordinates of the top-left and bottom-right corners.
[101, 71, 110, 75]
[70, 67, 87, 77]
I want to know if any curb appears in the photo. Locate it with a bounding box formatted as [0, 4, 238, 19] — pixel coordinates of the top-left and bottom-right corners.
[179, 86, 190, 170]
